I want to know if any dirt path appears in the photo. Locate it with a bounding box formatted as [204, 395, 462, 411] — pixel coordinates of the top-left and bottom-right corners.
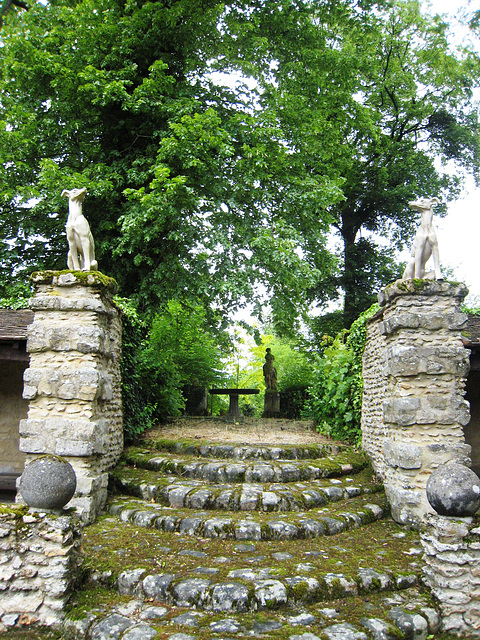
[141, 416, 337, 446]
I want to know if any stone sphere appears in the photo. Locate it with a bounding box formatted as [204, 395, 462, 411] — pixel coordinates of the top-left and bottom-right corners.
[426, 461, 480, 517]
[19, 456, 76, 510]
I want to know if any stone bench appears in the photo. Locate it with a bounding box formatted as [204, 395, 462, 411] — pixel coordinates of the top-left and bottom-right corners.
[209, 388, 259, 421]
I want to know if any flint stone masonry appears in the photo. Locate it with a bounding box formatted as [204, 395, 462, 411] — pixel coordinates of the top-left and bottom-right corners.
[0, 507, 82, 629]
[421, 514, 480, 637]
[19, 271, 123, 523]
[361, 309, 389, 479]
[361, 280, 471, 526]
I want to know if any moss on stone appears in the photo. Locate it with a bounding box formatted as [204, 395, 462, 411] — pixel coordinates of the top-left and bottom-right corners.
[0, 504, 29, 518]
[30, 270, 118, 293]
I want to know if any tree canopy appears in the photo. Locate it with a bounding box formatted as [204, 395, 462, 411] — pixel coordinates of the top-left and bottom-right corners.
[0, 0, 479, 330]
[224, 0, 480, 326]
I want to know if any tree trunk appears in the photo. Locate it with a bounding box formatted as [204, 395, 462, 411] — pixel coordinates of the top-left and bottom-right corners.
[342, 226, 360, 329]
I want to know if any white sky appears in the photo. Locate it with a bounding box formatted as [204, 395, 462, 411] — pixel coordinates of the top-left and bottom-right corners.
[422, 0, 480, 303]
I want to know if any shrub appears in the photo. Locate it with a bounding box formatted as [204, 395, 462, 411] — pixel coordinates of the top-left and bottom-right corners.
[115, 297, 160, 442]
[307, 303, 380, 444]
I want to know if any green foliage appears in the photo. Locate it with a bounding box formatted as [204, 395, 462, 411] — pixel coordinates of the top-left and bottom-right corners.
[462, 297, 480, 316]
[231, 332, 314, 417]
[226, 0, 480, 326]
[118, 297, 228, 439]
[307, 304, 380, 444]
[0, 0, 340, 330]
[115, 297, 158, 442]
[0, 279, 32, 309]
[0, 0, 479, 333]
[138, 300, 230, 421]
[307, 310, 345, 353]
[146, 300, 229, 387]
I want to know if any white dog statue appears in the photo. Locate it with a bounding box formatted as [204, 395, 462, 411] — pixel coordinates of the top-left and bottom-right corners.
[402, 197, 441, 281]
[62, 187, 98, 271]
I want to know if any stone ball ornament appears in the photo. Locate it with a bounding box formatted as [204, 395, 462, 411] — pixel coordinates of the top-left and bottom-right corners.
[19, 455, 77, 511]
[426, 461, 480, 517]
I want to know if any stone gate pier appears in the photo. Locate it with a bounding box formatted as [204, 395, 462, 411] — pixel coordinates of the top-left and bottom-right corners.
[19, 270, 123, 524]
[362, 280, 471, 526]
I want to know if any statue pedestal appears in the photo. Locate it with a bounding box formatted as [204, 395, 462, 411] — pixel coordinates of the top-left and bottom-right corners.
[20, 271, 123, 524]
[262, 390, 280, 418]
[363, 279, 470, 527]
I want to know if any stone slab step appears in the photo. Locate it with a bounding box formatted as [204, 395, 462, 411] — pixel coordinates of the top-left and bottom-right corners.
[63, 586, 441, 640]
[120, 448, 369, 483]
[114, 564, 419, 613]
[135, 439, 345, 460]
[111, 469, 381, 512]
[109, 495, 386, 540]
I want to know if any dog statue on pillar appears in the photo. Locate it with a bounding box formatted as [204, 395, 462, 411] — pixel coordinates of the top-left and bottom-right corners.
[403, 197, 441, 281]
[62, 188, 98, 271]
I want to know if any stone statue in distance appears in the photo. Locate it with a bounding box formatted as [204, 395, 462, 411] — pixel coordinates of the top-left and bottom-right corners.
[263, 348, 278, 390]
[402, 197, 441, 281]
[262, 348, 280, 417]
[62, 187, 98, 271]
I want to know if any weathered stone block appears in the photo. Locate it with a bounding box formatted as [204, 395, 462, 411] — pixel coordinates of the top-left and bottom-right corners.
[384, 440, 422, 469]
[378, 279, 468, 307]
[29, 295, 112, 315]
[19, 436, 47, 454]
[425, 443, 472, 468]
[383, 397, 421, 426]
[386, 345, 469, 377]
[384, 484, 423, 525]
[27, 324, 108, 355]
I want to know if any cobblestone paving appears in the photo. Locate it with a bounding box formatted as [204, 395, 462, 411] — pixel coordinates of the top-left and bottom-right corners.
[60, 423, 458, 639]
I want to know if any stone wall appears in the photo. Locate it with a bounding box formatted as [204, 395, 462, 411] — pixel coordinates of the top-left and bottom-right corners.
[19, 271, 123, 523]
[0, 506, 82, 630]
[421, 514, 480, 637]
[362, 280, 471, 526]
[361, 309, 388, 479]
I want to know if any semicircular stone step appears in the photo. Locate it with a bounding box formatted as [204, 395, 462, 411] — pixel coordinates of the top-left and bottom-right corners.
[135, 440, 345, 460]
[109, 493, 386, 541]
[115, 563, 419, 614]
[121, 448, 368, 483]
[64, 585, 439, 640]
[111, 467, 381, 512]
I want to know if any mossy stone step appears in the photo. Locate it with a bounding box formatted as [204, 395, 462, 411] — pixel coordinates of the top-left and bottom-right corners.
[64, 585, 442, 640]
[121, 448, 369, 483]
[109, 494, 386, 541]
[137, 439, 344, 460]
[111, 467, 381, 512]
[115, 562, 419, 614]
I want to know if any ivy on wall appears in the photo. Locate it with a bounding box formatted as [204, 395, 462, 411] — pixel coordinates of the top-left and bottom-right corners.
[307, 303, 380, 444]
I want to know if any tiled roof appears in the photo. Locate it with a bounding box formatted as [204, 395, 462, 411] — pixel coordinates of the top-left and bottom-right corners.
[0, 309, 34, 341]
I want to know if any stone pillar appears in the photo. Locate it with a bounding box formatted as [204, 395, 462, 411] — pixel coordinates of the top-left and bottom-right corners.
[421, 514, 480, 637]
[378, 280, 471, 526]
[19, 271, 123, 523]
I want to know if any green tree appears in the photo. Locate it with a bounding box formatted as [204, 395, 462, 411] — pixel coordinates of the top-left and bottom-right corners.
[307, 303, 380, 444]
[114, 296, 158, 441]
[231, 332, 314, 416]
[0, 0, 341, 328]
[225, 0, 480, 327]
[1, 0, 479, 334]
[145, 300, 229, 388]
